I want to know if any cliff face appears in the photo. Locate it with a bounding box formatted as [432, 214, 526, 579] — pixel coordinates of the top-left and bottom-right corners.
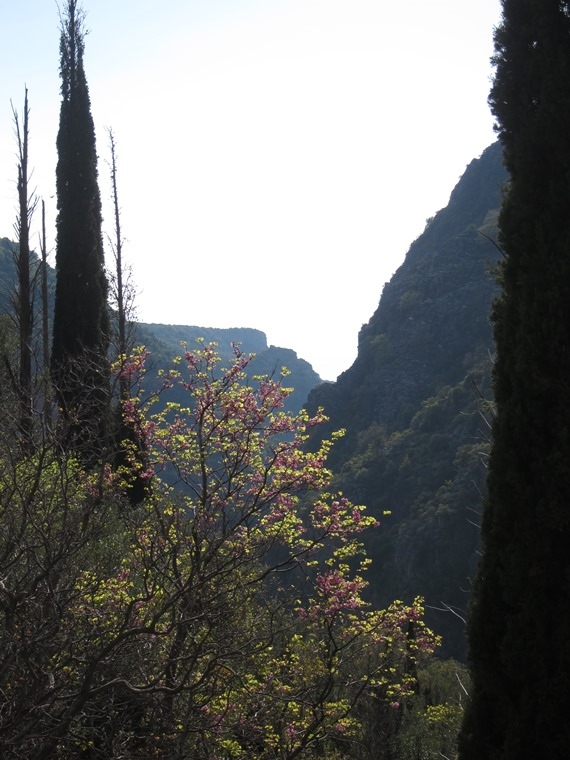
[310, 142, 505, 432]
[307, 142, 508, 659]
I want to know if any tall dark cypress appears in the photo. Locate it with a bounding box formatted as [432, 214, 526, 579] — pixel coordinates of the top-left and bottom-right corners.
[459, 2, 570, 758]
[51, 0, 110, 458]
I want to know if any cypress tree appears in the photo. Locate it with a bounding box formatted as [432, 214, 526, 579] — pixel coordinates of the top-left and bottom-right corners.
[459, 2, 570, 758]
[51, 0, 110, 458]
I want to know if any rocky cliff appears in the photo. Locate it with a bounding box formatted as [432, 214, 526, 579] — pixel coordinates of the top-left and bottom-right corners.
[307, 141, 508, 659]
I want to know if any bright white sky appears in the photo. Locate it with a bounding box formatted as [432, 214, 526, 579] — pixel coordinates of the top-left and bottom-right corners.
[1, 0, 502, 381]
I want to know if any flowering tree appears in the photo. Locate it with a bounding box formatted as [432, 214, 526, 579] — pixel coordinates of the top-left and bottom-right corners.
[0, 343, 436, 759]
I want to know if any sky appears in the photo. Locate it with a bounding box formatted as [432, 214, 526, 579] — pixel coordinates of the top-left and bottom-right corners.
[0, 0, 502, 381]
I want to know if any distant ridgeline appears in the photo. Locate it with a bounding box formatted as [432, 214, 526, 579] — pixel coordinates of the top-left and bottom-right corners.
[306, 142, 508, 660]
[136, 322, 321, 412]
[0, 237, 321, 411]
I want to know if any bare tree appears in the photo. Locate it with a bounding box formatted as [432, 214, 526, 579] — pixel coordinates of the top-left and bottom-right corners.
[106, 129, 148, 505]
[106, 128, 136, 390]
[11, 88, 38, 450]
[39, 199, 52, 431]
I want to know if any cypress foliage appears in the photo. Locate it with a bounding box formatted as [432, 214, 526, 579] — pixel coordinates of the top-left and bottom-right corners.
[459, 2, 570, 758]
[51, 0, 110, 458]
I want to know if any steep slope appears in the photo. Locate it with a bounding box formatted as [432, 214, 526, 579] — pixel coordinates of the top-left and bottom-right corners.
[307, 142, 507, 659]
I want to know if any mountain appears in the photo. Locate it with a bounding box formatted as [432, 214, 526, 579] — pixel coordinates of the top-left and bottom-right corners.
[135, 322, 321, 411]
[0, 237, 321, 410]
[306, 142, 508, 659]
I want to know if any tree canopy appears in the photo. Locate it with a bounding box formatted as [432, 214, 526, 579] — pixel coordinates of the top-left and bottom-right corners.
[0, 343, 437, 758]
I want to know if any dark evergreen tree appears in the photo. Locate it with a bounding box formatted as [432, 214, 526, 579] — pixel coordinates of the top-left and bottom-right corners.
[459, 2, 570, 758]
[51, 0, 110, 458]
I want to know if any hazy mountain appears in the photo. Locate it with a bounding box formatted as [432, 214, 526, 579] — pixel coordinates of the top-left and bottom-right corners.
[0, 237, 321, 410]
[306, 142, 508, 659]
[135, 321, 321, 411]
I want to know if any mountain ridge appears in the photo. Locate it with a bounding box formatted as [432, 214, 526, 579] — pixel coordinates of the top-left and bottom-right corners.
[0, 237, 322, 410]
[306, 141, 508, 659]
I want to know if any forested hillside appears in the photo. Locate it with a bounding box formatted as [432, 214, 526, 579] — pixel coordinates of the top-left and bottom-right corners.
[15, 0, 570, 754]
[307, 141, 508, 659]
[0, 126, 499, 756]
[2, 4, 437, 751]
[2, 142, 508, 663]
[2, 144, 509, 661]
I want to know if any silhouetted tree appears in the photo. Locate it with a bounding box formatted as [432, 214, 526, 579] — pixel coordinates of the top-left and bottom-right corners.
[107, 129, 149, 504]
[51, 0, 109, 460]
[39, 199, 52, 431]
[12, 89, 36, 449]
[459, 2, 570, 758]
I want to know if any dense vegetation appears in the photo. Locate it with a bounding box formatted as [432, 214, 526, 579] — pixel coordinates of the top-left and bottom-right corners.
[0, 2, 468, 757]
[1, 337, 444, 758]
[8, 0, 569, 756]
[459, 2, 570, 757]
